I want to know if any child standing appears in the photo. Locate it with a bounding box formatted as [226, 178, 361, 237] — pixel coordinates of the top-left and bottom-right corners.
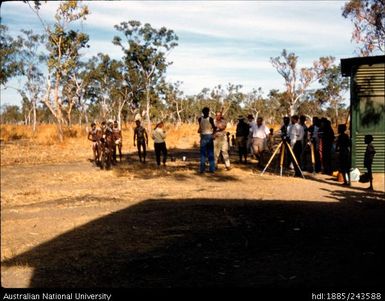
[364, 135, 376, 190]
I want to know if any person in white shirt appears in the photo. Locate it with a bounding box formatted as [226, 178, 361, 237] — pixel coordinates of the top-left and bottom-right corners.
[288, 115, 304, 177]
[250, 117, 270, 167]
[308, 116, 321, 172]
[152, 121, 167, 166]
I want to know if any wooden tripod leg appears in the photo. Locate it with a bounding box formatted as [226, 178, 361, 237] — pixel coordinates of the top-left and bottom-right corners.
[280, 142, 285, 177]
[286, 141, 305, 179]
[310, 143, 315, 174]
[261, 141, 282, 175]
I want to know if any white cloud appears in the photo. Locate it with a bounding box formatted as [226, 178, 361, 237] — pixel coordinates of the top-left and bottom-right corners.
[1, 1, 356, 106]
[84, 1, 352, 46]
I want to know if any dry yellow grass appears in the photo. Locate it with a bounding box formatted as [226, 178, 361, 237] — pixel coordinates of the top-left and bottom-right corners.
[0, 123, 206, 166]
[0, 122, 284, 166]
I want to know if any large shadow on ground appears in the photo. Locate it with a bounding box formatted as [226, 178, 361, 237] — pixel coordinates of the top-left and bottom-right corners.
[2, 192, 384, 288]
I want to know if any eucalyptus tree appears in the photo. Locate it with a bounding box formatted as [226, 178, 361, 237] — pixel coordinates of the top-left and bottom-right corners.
[113, 20, 178, 132]
[270, 49, 331, 116]
[158, 80, 184, 126]
[342, 0, 385, 56]
[69, 61, 94, 128]
[297, 93, 324, 121]
[243, 87, 266, 120]
[86, 53, 138, 127]
[266, 89, 291, 122]
[222, 83, 244, 122]
[28, 0, 89, 141]
[85, 53, 119, 120]
[16, 29, 46, 132]
[110, 69, 134, 129]
[313, 57, 349, 127]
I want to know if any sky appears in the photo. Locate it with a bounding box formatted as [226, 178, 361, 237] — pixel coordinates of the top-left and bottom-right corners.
[0, 0, 362, 107]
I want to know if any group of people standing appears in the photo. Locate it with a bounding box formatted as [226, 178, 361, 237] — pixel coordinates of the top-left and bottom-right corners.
[88, 120, 123, 167]
[209, 109, 376, 189]
[131, 119, 169, 167]
[88, 109, 376, 190]
[198, 107, 273, 173]
[88, 119, 168, 168]
[232, 113, 307, 177]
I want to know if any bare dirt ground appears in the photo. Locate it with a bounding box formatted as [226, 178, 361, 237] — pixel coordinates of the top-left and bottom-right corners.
[1, 138, 384, 288]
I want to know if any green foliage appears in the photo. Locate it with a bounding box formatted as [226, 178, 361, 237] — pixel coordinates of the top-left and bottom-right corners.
[113, 20, 179, 128]
[0, 25, 23, 85]
[45, 1, 89, 76]
[113, 20, 178, 81]
[0, 104, 23, 124]
[10, 2, 354, 129]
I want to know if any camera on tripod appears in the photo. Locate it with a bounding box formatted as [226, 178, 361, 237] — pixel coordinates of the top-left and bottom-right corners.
[280, 128, 290, 143]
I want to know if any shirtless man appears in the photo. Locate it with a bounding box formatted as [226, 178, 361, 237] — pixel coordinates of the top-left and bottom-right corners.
[99, 120, 115, 169]
[87, 122, 102, 166]
[133, 120, 149, 163]
[112, 120, 123, 163]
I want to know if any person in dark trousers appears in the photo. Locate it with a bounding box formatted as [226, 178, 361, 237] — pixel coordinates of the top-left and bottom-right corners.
[133, 120, 148, 163]
[320, 118, 335, 175]
[335, 124, 351, 186]
[235, 116, 250, 163]
[288, 115, 304, 177]
[364, 135, 376, 190]
[152, 121, 167, 166]
[279, 116, 291, 168]
[299, 115, 308, 170]
[198, 107, 216, 173]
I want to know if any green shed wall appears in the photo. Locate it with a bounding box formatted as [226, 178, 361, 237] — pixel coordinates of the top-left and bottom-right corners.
[351, 63, 385, 172]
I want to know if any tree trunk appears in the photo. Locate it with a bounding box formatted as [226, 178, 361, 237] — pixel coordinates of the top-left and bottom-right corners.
[117, 98, 123, 130]
[145, 84, 151, 133]
[289, 104, 296, 117]
[84, 110, 89, 133]
[54, 74, 64, 142]
[32, 101, 36, 132]
[175, 101, 182, 126]
[67, 101, 74, 128]
[101, 95, 108, 120]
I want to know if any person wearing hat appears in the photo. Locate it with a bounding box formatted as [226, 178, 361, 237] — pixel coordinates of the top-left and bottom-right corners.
[236, 116, 250, 163]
